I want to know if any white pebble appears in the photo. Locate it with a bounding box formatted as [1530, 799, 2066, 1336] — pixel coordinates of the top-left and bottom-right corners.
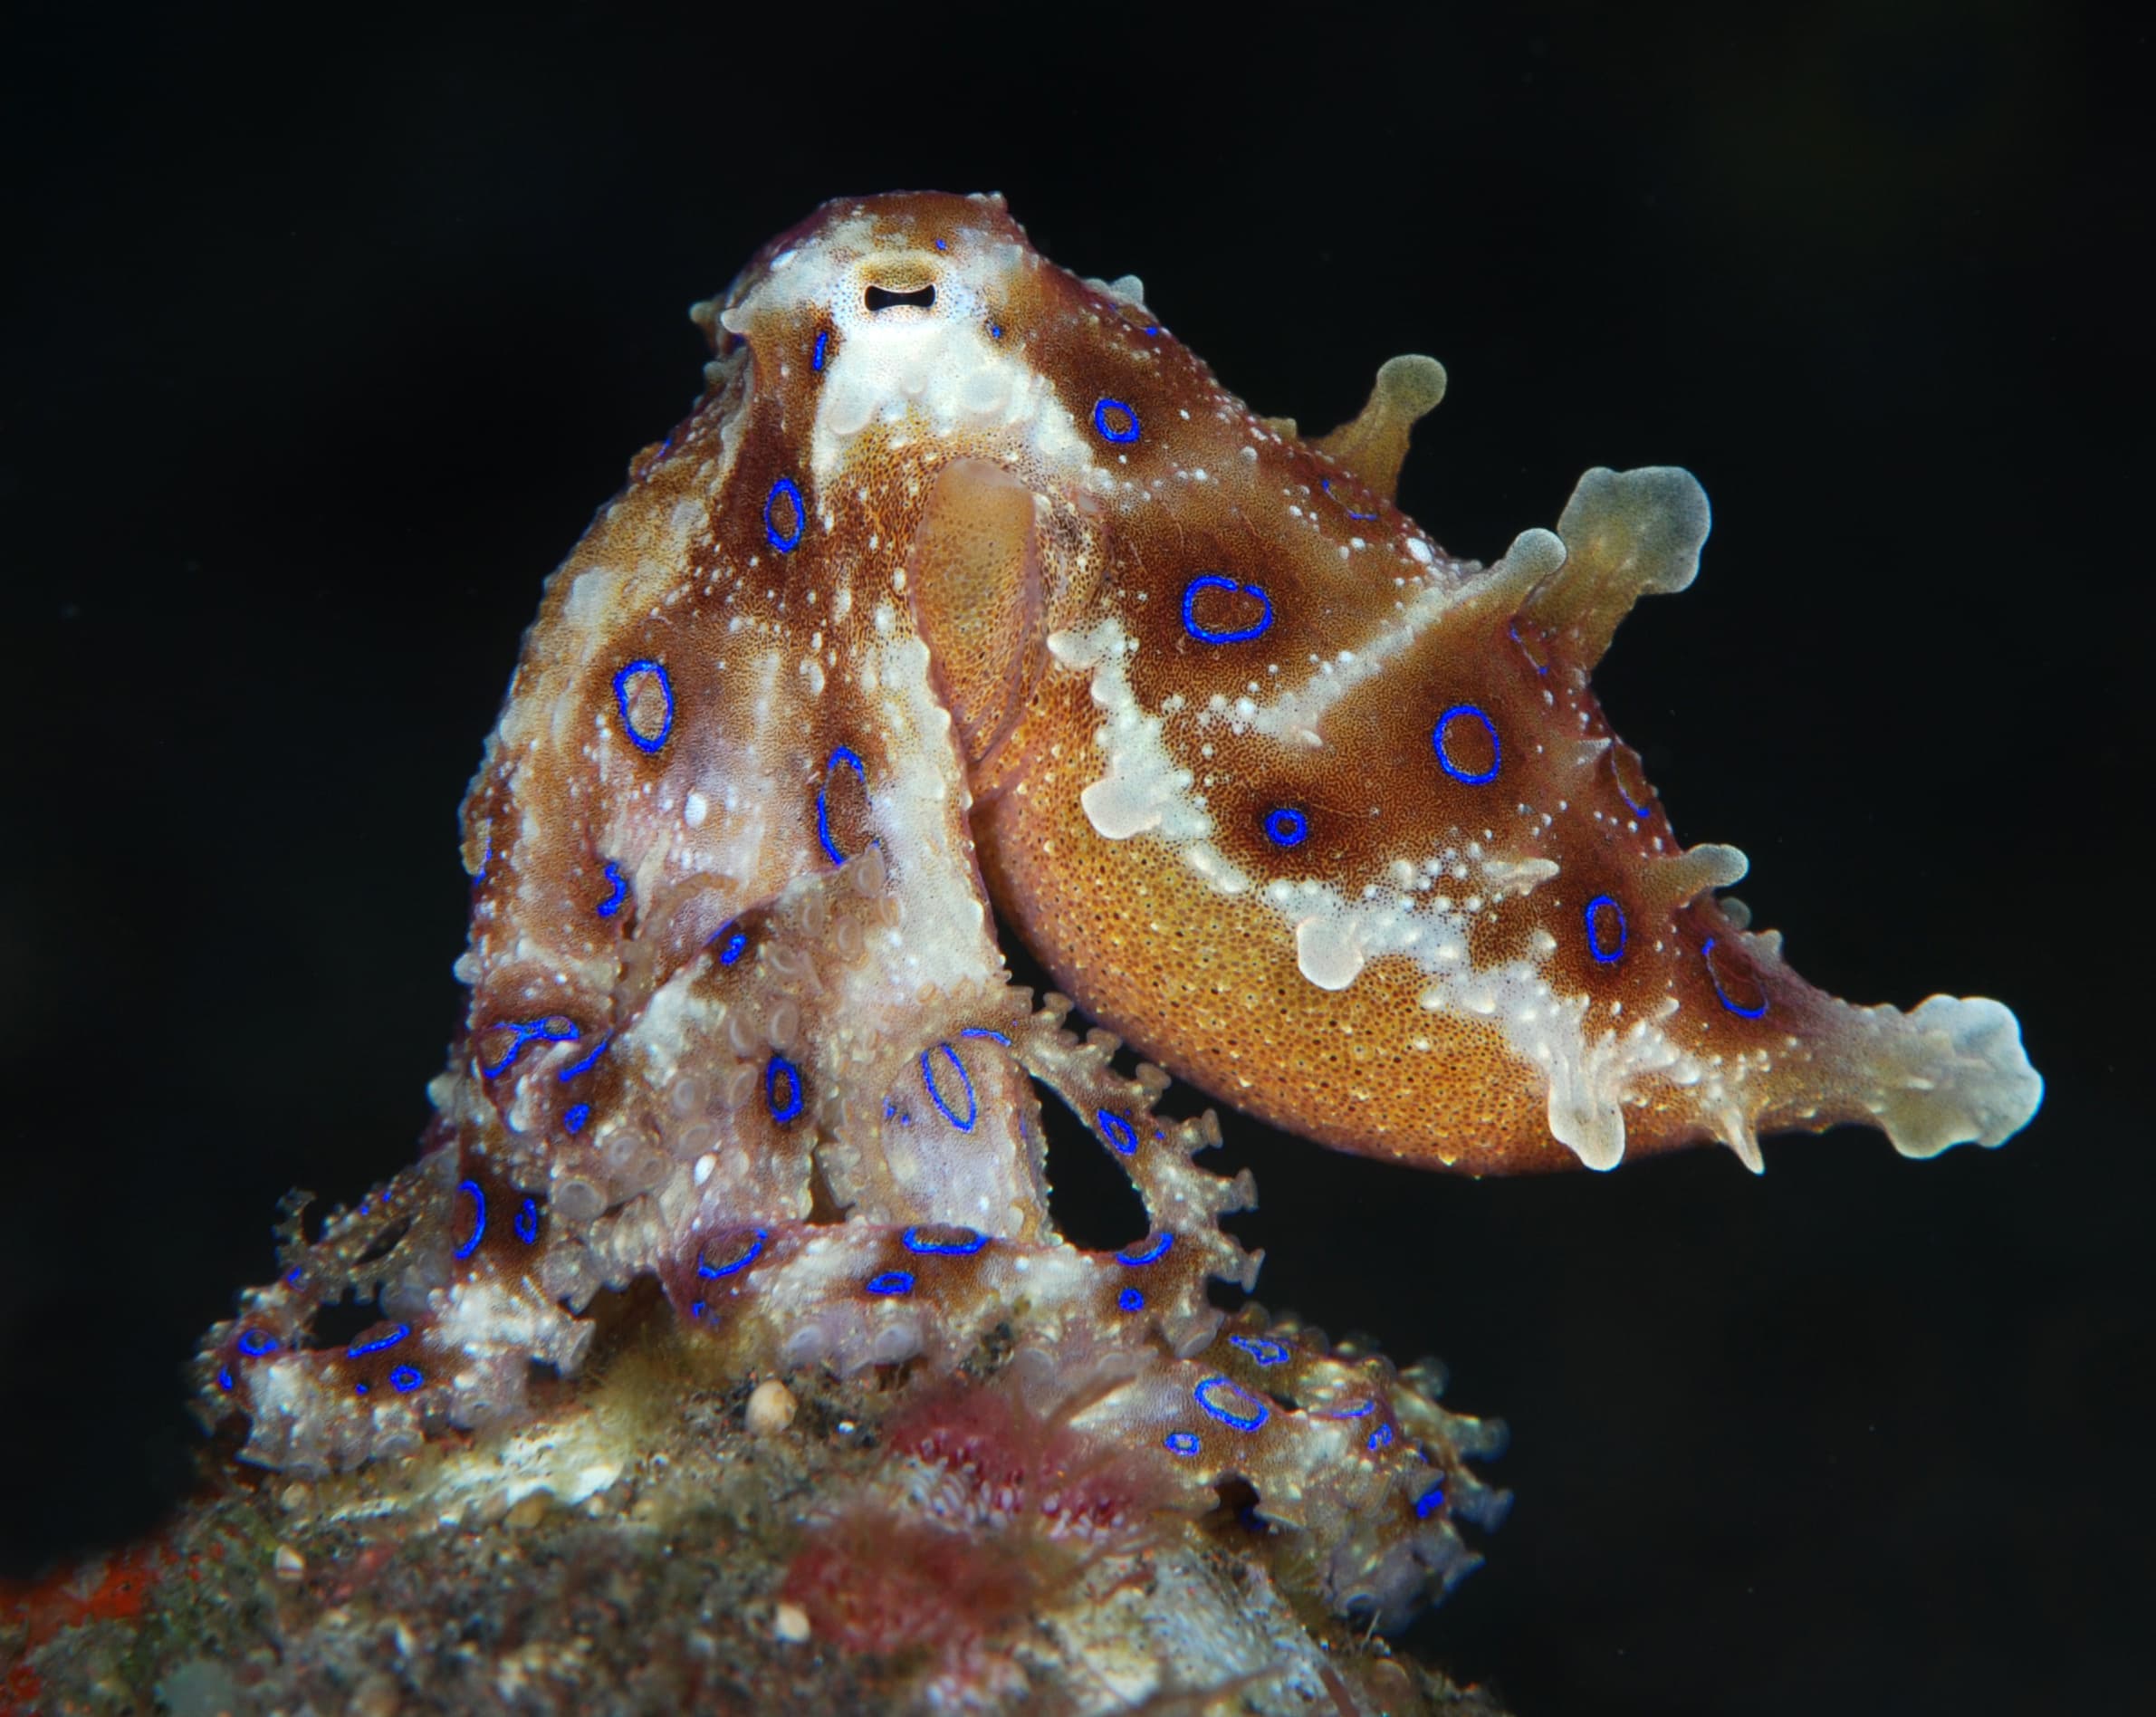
[744, 1378, 799, 1436]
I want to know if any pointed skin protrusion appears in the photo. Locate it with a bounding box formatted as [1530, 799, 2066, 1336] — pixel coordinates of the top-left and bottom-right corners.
[1311, 354, 1448, 504]
[1523, 465, 1710, 668]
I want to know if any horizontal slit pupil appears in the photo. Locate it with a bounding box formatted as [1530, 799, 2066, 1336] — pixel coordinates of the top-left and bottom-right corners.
[864, 283, 935, 311]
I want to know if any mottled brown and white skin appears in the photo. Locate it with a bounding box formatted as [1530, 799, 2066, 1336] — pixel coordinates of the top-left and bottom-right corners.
[195, 192, 2040, 1626]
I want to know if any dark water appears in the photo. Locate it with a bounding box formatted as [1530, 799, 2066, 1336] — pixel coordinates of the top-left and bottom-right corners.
[5, 5, 2145, 1712]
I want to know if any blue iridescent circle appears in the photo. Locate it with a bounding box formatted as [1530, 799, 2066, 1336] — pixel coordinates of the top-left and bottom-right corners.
[1097, 1109, 1138, 1156]
[1117, 1232, 1173, 1266]
[348, 1324, 410, 1359]
[1702, 936, 1770, 1019]
[811, 330, 829, 371]
[515, 1197, 541, 1245]
[1585, 894, 1627, 964]
[766, 1055, 804, 1123]
[713, 923, 748, 965]
[1181, 573, 1273, 645]
[902, 1224, 988, 1257]
[1164, 1431, 1202, 1457]
[1263, 807, 1308, 849]
[817, 745, 869, 867]
[563, 1102, 591, 1135]
[919, 1043, 977, 1131]
[482, 1016, 580, 1079]
[866, 1271, 915, 1297]
[1193, 1376, 1270, 1433]
[1118, 1288, 1145, 1312]
[959, 1026, 1010, 1045]
[236, 1329, 279, 1357]
[696, 1227, 768, 1280]
[612, 659, 675, 753]
[1092, 397, 1140, 443]
[1432, 703, 1501, 785]
[454, 1180, 487, 1261]
[1319, 475, 1379, 523]
[390, 1365, 424, 1394]
[1414, 1484, 1446, 1520]
[1229, 1335, 1290, 1367]
[558, 1037, 608, 1082]
[217, 1367, 235, 1391]
[596, 861, 628, 918]
[764, 477, 805, 552]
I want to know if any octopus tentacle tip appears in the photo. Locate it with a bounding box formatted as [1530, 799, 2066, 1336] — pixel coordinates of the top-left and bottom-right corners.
[195, 191, 2036, 1644]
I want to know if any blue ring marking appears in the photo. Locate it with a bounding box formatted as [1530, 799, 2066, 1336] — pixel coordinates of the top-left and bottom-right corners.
[934, 237, 947, 252]
[902, 1225, 988, 1257]
[1432, 703, 1501, 785]
[1702, 936, 1769, 1019]
[1164, 1431, 1202, 1457]
[1319, 475, 1379, 522]
[347, 1324, 411, 1359]
[1414, 1484, 1446, 1520]
[515, 1197, 540, 1245]
[817, 745, 869, 866]
[286, 1268, 303, 1287]
[713, 923, 748, 965]
[1118, 1287, 1145, 1312]
[1263, 807, 1308, 849]
[1092, 397, 1141, 443]
[1585, 895, 1627, 964]
[1367, 1423, 1395, 1453]
[1319, 1398, 1375, 1421]
[866, 1270, 915, 1297]
[811, 330, 829, 371]
[390, 1365, 424, 1394]
[236, 1329, 279, 1357]
[596, 862, 628, 918]
[766, 1055, 804, 1122]
[1229, 1335, 1291, 1367]
[612, 659, 675, 753]
[1194, 1376, 1270, 1433]
[1117, 1232, 1174, 1267]
[960, 1026, 1010, 1045]
[558, 1036, 609, 1083]
[764, 477, 805, 552]
[1180, 573, 1273, 645]
[355, 1381, 369, 1396]
[696, 1228, 769, 1280]
[454, 1180, 487, 1261]
[217, 1367, 235, 1391]
[988, 321, 1003, 339]
[481, 1017, 580, 1079]
[562, 1103, 591, 1135]
[689, 1300, 707, 1319]
[1097, 1109, 1138, 1156]
[919, 1043, 978, 1132]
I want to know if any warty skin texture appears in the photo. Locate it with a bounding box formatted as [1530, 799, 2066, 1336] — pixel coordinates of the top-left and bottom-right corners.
[194, 191, 2039, 1633]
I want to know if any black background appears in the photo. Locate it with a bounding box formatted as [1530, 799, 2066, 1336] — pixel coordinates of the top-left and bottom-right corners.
[4, 4, 2148, 1713]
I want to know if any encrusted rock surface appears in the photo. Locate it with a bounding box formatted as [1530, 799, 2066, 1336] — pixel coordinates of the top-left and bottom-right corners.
[7, 1304, 1510, 1716]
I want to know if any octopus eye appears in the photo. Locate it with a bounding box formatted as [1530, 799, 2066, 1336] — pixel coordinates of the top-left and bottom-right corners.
[864, 283, 934, 312]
